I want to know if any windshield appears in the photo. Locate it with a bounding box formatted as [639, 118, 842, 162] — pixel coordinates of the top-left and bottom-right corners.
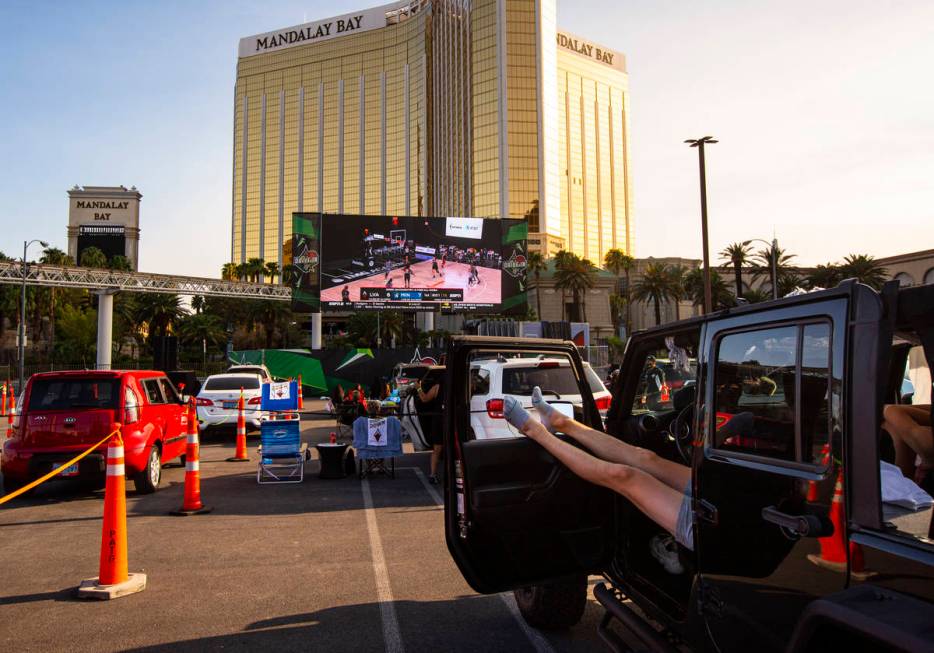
[502, 365, 581, 397]
[28, 378, 120, 410]
[204, 376, 261, 391]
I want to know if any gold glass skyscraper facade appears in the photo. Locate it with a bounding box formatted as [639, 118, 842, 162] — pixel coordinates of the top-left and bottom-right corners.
[232, 0, 632, 271]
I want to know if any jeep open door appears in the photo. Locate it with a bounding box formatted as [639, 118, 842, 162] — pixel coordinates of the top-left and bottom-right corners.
[443, 336, 616, 593]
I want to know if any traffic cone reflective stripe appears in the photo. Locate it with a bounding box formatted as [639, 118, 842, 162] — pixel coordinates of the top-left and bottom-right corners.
[228, 391, 249, 462]
[171, 401, 212, 515]
[99, 431, 128, 585]
[297, 375, 304, 410]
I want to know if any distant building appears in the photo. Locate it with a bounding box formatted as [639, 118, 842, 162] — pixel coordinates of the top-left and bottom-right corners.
[67, 185, 141, 270]
[231, 0, 634, 273]
[877, 249, 934, 287]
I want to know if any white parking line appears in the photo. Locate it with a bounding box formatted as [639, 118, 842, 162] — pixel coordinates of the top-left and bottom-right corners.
[401, 466, 557, 653]
[362, 478, 405, 653]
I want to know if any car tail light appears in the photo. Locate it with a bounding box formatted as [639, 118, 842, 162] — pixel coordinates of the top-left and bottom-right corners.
[196, 397, 214, 407]
[537, 362, 559, 369]
[594, 395, 612, 411]
[486, 398, 504, 419]
[124, 387, 140, 425]
[247, 396, 262, 406]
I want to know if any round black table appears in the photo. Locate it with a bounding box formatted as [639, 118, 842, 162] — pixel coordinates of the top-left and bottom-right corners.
[316, 442, 350, 479]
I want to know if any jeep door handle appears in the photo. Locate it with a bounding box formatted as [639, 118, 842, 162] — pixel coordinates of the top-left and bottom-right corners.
[762, 506, 832, 538]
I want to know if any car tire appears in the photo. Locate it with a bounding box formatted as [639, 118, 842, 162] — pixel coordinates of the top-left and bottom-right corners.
[513, 574, 588, 630]
[133, 445, 162, 494]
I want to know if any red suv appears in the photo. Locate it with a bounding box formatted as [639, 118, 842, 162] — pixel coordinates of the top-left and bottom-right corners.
[1, 370, 189, 495]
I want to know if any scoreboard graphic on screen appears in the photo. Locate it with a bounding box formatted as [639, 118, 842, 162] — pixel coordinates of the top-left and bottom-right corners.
[291, 213, 527, 314]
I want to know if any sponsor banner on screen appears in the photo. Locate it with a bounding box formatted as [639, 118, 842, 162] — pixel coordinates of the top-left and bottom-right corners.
[296, 213, 526, 314]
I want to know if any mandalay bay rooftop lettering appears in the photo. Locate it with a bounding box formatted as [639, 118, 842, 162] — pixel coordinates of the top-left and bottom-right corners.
[255, 15, 364, 52]
[556, 33, 616, 66]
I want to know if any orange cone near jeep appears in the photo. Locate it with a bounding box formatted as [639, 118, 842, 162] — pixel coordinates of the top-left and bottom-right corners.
[297, 374, 304, 410]
[227, 391, 249, 462]
[171, 400, 212, 515]
[806, 470, 873, 580]
[77, 424, 147, 599]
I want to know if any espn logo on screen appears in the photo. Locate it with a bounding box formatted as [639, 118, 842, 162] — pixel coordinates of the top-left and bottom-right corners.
[445, 217, 484, 240]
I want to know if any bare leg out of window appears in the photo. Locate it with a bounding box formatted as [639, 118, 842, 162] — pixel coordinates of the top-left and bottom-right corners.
[883, 404, 934, 477]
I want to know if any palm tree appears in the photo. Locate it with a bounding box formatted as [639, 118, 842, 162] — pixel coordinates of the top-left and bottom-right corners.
[805, 263, 842, 290]
[752, 245, 797, 297]
[221, 263, 237, 281]
[633, 262, 675, 326]
[554, 253, 597, 322]
[604, 248, 635, 335]
[838, 254, 888, 290]
[235, 263, 249, 281]
[246, 257, 266, 283]
[109, 255, 132, 271]
[135, 294, 185, 340]
[719, 241, 753, 298]
[741, 288, 771, 304]
[264, 261, 280, 284]
[191, 295, 205, 314]
[79, 246, 108, 269]
[40, 246, 73, 361]
[526, 251, 546, 320]
[378, 311, 404, 347]
[552, 250, 575, 320]
[177, 312, 225, 349]
[684, 268, 735, 310]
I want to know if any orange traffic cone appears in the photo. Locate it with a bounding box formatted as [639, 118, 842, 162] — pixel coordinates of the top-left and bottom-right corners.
[227, 391, 249, 462]
[807, 470, 874, 580]
[1, 382, 6, 418]
[6, 400, 15, 439]
[77, 424, 147, 599]
[171, 401, 212, 515]
[660, 383, 670, 403]
[297, 374, 304, 410]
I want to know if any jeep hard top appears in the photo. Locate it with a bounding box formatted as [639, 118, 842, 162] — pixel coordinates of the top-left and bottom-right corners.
[442, 280, 934, 653]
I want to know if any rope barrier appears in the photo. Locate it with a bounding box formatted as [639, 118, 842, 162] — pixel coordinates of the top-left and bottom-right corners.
[0, 430, 118, 506]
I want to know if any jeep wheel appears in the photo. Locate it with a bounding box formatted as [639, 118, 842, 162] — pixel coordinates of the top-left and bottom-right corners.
[133, 446, 162, 494]
[513, 574, 588, 630]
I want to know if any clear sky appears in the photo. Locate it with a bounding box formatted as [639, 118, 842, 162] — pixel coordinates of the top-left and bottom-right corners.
[1, 0, 932, 278]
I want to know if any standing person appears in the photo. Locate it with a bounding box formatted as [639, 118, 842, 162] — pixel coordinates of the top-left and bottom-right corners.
[341, 285, 351, 303]
[640, 356, 666, 410]
[384, 259, 392, 279]
[468, 263, 479, 287]
[431, 256, 440, 278]
[417, 375, 444, 484]
[404, 265, 412, 289]
[441, 249, 447, 269]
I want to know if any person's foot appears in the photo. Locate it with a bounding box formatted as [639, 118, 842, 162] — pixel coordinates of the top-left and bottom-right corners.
[649, 534, 684, 575]
[531, 386, 564, 433]
[503, 396, 532, 431]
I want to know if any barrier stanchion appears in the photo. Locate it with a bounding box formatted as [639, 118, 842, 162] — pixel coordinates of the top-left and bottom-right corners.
[77, 423, 147, 600]
[297, 375, 304, 410]
[170, 400, 213, 516]
[227, 389, 249, 462]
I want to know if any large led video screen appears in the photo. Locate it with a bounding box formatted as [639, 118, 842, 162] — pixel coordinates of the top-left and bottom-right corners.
[293, 213, 527, 314]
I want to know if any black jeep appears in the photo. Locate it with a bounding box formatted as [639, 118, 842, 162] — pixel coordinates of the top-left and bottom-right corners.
[442, 280, 934, 652]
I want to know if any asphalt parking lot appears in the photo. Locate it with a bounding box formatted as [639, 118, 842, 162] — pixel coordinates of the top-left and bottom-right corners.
[0, 402, 620, 652]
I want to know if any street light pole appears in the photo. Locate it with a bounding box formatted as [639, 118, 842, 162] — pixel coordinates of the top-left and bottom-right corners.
[18, 239, 48, 393]
[685, 136, 718, 314]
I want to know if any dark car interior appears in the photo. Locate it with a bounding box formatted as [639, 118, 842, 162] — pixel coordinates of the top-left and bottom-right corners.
[606, 328, 702, 618]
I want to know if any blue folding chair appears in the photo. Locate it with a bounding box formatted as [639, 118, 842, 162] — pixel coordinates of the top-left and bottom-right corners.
[257, 419, 305, 484]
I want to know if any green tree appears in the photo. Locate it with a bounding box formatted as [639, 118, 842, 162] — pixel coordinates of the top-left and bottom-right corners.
[805, 263, 842, 290]
[79, 246, 108, 269]
[221, 262, 237, 281]
[633, 262, 679, 326]
[246, 257, 266, 283]
[281, 263, 300, 286]
[177, 312, 225, 349]
[752, 245, 797, 297]
[604, 248, 635, 335]
[264, 261, 280, 284]
[39, 246, 74, 361]
[741, 288, 771, 304]
[838, 254, 888, 290]
[191, 295, 205, 314]
[347, 312, 379, 347]
[526, 251, 546, 320]
[135, 294, 185, 340]
[378, 311, 404, 347]
[719, 241, 753, 299]
[56, 304, 97, 365]
[667, 265, 687, 321]
[554, 253, 597, 322]
[235, 263, 249, 281]
[684, 268, 735, 310]
[109, 254, 132, 271]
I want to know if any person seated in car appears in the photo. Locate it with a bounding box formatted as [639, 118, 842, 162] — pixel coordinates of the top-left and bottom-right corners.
[503, 387, 695, 558]
[883, 403, 933, 481]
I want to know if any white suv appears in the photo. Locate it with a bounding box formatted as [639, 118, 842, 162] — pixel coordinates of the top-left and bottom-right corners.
[468, 357, 611, 440]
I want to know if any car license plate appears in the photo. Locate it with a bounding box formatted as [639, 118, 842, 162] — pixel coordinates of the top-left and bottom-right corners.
[53, 462, 80, 477]
[223, 401, 238, 409]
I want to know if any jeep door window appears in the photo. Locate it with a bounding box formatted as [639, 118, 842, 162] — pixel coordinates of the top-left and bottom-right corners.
[631, 346, 698, 415]
[28, 378, 119, 410]
[713, 322, 832, 465]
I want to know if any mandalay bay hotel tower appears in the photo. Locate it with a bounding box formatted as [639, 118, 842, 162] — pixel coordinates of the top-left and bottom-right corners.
[232, 0, 633, 272]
